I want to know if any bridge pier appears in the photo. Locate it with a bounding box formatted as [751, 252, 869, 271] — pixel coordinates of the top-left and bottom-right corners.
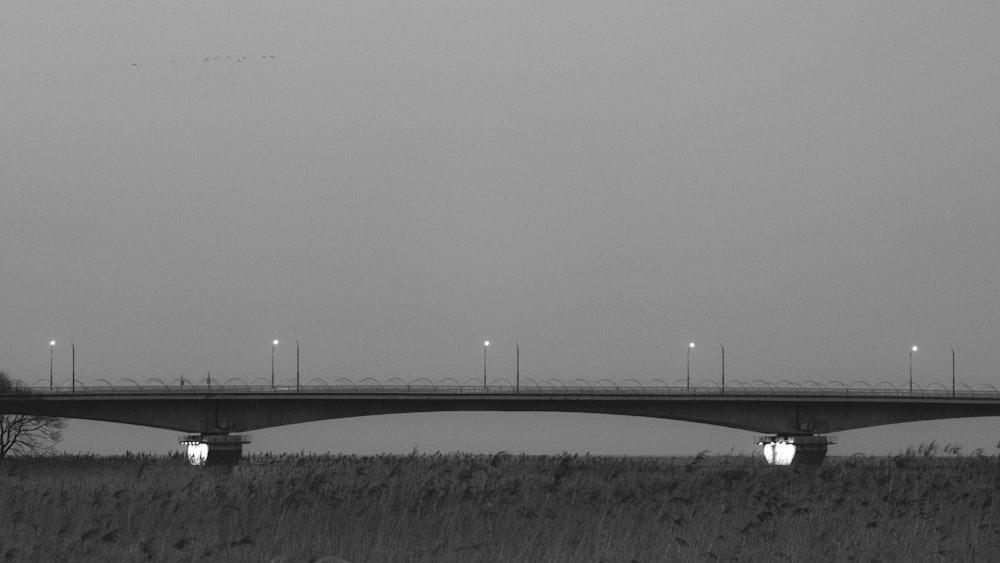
[179, 434, 251, 468]
[756, 434, 836, 466]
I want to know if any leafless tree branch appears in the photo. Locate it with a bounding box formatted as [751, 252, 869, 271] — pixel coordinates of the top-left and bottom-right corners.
[0, 371, 66, 461]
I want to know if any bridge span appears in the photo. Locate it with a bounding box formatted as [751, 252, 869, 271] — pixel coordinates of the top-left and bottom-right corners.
[4, 378, 1000, 466]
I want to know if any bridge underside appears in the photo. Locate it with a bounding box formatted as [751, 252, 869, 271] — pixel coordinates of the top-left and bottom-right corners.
[4, 393, 1000, 436]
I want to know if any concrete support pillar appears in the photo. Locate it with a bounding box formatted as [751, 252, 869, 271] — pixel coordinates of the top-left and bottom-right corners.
[756, 434, 836, 466]
[179, 434, 252, 468]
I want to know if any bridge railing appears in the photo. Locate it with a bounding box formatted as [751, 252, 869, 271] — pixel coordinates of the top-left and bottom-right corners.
[5, 378, 1000, 399]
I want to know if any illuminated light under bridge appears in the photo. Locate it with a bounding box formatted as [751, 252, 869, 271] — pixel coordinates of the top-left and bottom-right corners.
[184, 442, 208, 466]
[756, 435, 837, 466]
[179, 434, 251, 467]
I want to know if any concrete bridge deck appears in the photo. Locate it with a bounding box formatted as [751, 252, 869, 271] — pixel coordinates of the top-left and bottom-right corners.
[5, 378, 1000, 466]
[6, 378, 1000, 434]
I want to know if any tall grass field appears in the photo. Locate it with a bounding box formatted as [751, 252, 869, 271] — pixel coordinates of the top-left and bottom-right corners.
[2, 450, 998, 562]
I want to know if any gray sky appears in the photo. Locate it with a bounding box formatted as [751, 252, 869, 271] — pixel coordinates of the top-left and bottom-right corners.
[3, 1, 1000, 457]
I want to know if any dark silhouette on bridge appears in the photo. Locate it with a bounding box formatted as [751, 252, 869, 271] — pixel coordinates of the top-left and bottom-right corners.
[4, 377, 1000, 466]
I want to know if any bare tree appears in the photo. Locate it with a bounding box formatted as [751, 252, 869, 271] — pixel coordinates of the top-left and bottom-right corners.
[0, 371, 66, 461]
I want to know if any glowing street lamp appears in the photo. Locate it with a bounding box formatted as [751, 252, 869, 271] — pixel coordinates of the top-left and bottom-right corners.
[909, 346, 918, 392]
[49, 340, 56, 390]
[686, 342, 695, 391]
[483, 340, 490, 390]
[271, 339, 279, 389]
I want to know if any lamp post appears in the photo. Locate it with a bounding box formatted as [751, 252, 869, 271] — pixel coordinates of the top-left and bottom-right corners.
[296, 339, 300, 393]
[49, 340, 56, 390]
[951, 346, 955, 397]
[909, 345, 918, 393]
[720, 342, 725, 395]
[71, 340, 75, 394]
[515, 341, 520, 394]
[687, 342, 695, 391]
[272, 339, 279, 389]
[483, 340, 489, 390]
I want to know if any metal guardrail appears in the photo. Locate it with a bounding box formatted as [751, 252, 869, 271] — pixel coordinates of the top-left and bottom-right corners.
[5, 377, 1000, 399]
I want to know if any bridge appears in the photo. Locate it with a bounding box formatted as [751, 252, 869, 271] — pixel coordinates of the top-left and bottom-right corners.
[4, 377, 1000, 466]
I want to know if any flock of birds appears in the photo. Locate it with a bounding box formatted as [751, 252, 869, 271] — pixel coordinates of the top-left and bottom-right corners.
[130, 54, 277, 67]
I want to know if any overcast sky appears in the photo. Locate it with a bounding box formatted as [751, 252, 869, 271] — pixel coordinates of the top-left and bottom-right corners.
[3, 1, 1000, 457]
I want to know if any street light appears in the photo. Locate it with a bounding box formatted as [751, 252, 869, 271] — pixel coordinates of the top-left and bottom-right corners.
[272, 339, 279, 389]
[70, 340, 75, 394]
[720, 342, 725, 395]
[687, 342, 695, 391]
[49, 340, 56, 390]
[909, 346, 918, 392]
[483, 340, 490, 390]
[951, 346, 956, 397]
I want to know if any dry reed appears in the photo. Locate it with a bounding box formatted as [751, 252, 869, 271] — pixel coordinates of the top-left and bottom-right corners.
[1, 450, 998, 562]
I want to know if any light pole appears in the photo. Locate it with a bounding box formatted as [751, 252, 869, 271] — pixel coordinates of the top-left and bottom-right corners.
[296, 339, 300, 393]
[687, 342, 695, 391]
[71, 340, 75, 394]
[720, 342, 725, 395]
[483, 340, 490, 390]
[515, 341, 520, 394]
[272, 339, 279, 389]
[49, 340, 56, 390]
[951, 346, 956, 397]
[909, 345, 918, 392]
